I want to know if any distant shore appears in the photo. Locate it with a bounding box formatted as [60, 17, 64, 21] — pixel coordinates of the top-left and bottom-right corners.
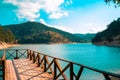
[93, 42, 120, 47]
[0, 42, 19, 50]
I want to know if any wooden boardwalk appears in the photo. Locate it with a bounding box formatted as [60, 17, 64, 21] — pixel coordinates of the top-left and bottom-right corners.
[5, 60, 17, 80]
[1, 49, 120, 80]
[5, 59, 53, 80]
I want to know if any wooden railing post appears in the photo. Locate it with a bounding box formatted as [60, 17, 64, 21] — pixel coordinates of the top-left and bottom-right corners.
[44, 55, 47, 72]
[54, 58, 57, 79]
[37, 54, 40, 67]
[55, 59, 68, 80]
[76, 66, 84, 80]
[70, 62, 73, 80]
[30, 50, 32, 60]
[103, 74, 111, 80]
[27, 49, 29, 58]
[2, 50, 6, 60]
[14, 50, 18, 59]
[32, 51, 35, 63]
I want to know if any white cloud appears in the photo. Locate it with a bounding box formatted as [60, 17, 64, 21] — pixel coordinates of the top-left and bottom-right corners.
[51, 25, 74, 33]
[69, 0, 72, 4]
[16, 9, 40, 21]
[49, 11, 68, 19]
[42, 0, 64, 13]
[89, 27, 106, 33]
[64, 0, 72, 7]
[39, 18, 47, 25]
[39, 19, 73, 33]
[85, 22, 106, 33]
[66, 1, 70, 5]
[3, 0, 68, 21]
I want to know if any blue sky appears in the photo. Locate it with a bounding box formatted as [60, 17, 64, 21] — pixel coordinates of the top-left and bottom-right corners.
[0, 0, 120, 33]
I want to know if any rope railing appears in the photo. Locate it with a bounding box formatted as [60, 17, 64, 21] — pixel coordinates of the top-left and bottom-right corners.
[5, 49, 120, 80]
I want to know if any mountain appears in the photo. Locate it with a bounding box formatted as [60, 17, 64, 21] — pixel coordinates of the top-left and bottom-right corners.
[92, 18, 120, 45]
[3, 21, 84, 44]
[74, 33, 96, 42]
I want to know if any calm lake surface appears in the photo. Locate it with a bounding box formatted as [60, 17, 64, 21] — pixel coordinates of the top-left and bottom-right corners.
[6, 43, 120, 80]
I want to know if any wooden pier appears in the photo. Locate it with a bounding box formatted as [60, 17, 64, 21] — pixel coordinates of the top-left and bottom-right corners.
[5, 59, 52, 80]
[0, 49, 120, 80]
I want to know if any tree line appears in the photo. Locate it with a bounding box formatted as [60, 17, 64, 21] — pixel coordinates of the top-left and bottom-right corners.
[0, 26, 15, 43]
[92, 18, 120, 43]
[3, 22, 84, 44]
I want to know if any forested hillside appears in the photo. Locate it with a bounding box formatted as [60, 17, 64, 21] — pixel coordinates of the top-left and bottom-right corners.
[74, 33, 95, 42]
[3, 22, 84, 44]
[92, 18, 120, 45]
[0, 26, 15, 43]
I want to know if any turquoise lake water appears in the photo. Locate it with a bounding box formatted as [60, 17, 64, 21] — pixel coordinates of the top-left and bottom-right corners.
[4, 43, 120, 80]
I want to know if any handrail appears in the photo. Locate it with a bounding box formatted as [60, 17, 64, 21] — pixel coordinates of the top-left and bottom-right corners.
[30, 49, 120, 77]
[27, 49, 120, 80]
[0, 49, 6, 80]
[5, 49, 120, 80]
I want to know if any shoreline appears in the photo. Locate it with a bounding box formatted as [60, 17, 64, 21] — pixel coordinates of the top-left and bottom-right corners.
[0, 42, 19, 50]
[16, 42, 91, 45]
[92, 42, 120, 47]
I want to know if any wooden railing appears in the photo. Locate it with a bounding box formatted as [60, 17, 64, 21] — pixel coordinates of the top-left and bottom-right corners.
[0, 50, 6, 80]
[2, 49, 120, 80]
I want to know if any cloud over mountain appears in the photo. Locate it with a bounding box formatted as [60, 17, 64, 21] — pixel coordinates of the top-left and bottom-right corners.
[3, 0, 68, 21]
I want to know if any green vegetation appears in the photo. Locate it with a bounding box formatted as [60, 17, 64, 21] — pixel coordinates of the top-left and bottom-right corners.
[105, 0, 120, 4]
[74, 33, 95, 42]
[0, 26, 15, 43]
[3, 21, 84, 44]
[92, 18, 120, 44]
[105, 0, 120, 7]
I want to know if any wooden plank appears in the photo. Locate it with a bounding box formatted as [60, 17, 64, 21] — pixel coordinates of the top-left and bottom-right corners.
[5, 60, 17, 80]
[5, 59, 53, 80]
[13, 59, 53, 80]
[111, 77, 120, 80]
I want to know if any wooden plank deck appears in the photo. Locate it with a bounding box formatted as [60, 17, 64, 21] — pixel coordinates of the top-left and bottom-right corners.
[5, 59, 53, 80]
[5, 60, 17, 80]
